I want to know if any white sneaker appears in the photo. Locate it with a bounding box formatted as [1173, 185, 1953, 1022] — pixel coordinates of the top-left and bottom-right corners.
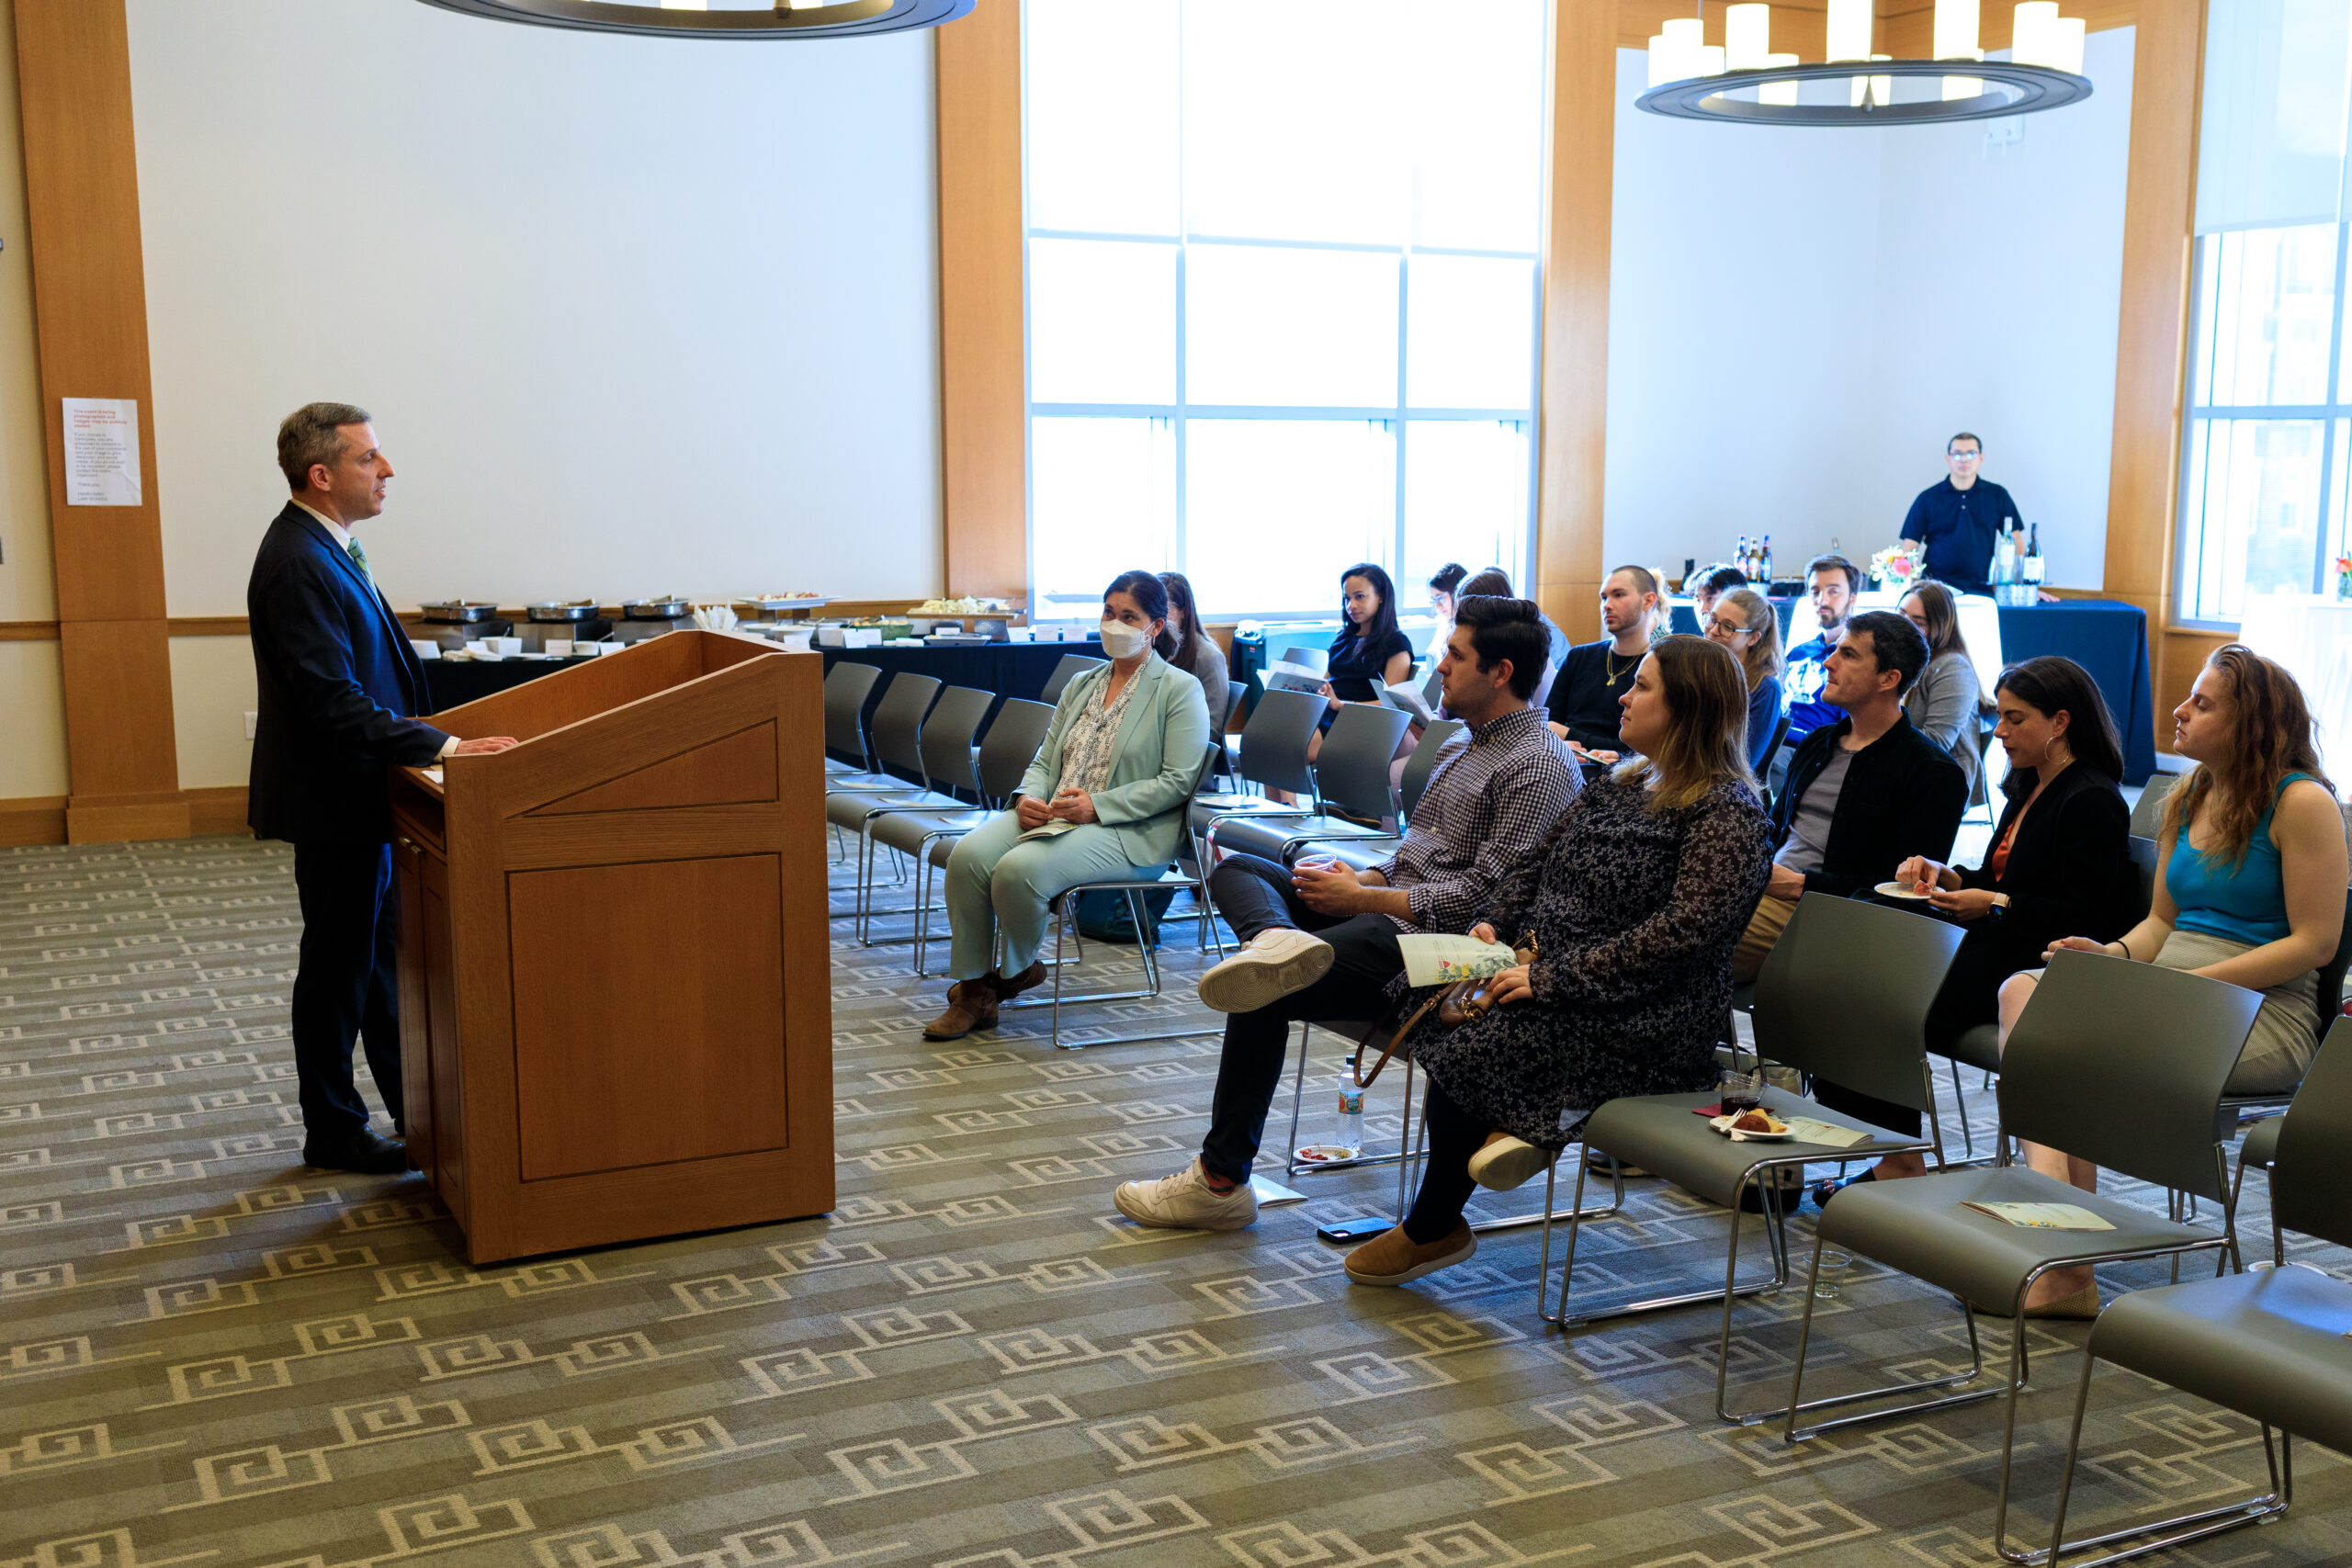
[1112, 1158, 1259, 1231]
[1468, 1134, 1556, 1192]
[1196, 928, 1335, 1014]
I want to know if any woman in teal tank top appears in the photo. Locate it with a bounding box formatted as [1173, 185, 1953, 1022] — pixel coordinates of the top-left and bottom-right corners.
[1987, 646, 2347, 1317]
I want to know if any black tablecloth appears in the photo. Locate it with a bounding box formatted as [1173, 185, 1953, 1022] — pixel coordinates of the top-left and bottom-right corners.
[424, 639, 1112, 725]
[424, 655, 597, 711]
[820, 640, 1105, 758]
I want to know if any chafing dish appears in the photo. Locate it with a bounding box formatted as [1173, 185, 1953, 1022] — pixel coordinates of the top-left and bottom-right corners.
[419, 600, 498, 625]
[526, 600, 600, 623]
[622, 596, 691, 621]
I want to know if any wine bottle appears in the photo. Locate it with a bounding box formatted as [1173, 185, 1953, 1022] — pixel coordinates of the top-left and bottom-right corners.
[1760, 534, 1774, 582]
[1736, 536, 1749, 580]
[2023, 523, 2044, 586]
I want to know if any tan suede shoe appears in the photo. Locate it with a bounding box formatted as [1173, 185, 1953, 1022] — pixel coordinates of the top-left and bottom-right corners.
[1342, 1220, 1476, 1286]
[924, 976, 1000, 1040]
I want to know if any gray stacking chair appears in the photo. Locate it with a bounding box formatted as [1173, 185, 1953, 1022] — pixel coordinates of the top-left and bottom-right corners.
[1939, 832, 2165, 1163]
[2127, 768, 2180, 839]
[1205, 703, 1411, 865]
[1781, 950, 2263, 1562]
[822, 660, 883, 777]
[1292, 718, 1464, 873]
[1039, 654, 1104, 705]
[899, 699, 1058, 971]
[2042, 1025, 2352, 1568]
[1553, 893, 1963, 1425]
[2233, 1015, 2351, 1268]
[1188, 687, 1324, 868]
[845, 684, 995, 940]
[1272, 643, 1329, 675]
[824, 676, 956, 916]
[825, 672, 942, 794]
[1023, 744, 1230, 1048]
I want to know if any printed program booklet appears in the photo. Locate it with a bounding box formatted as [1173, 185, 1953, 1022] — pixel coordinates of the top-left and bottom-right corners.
[1960, 1201, 2115, 1232]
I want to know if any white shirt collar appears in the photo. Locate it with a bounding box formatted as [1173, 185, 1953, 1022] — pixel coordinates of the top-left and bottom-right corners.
[290, 497, 353, 549]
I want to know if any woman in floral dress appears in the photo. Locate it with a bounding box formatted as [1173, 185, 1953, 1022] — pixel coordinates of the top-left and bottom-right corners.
[1346, 637, 1775, 1287]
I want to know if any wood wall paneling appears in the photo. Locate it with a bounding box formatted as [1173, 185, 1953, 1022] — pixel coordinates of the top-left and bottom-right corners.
[2104, 0, 2206, 720]
[58, 619, 188, 840]
[935, 0, 1027, 604]
[14, 0, 183, 840]
[1537, 0, 1619, 645]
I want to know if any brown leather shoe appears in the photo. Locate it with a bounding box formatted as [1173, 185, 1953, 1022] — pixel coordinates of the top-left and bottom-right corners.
[993, 961, 1047, 999]
[924, 976, 1000, 1041]
[1342, 1220, 1476, 1286]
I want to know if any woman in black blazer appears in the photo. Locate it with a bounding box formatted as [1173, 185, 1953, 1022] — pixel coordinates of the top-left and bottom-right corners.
[1813, 656, 2136, 1191]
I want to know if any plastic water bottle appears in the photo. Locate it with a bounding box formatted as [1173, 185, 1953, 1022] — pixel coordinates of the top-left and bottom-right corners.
[1335, 1055, 1365, 1160]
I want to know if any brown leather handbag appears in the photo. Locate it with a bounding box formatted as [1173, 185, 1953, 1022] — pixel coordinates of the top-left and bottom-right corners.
[1353, 932, 1538, 1089]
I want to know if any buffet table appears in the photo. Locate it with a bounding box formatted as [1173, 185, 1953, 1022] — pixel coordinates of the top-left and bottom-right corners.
[816, 638, 1104, 709]
[424, 639, 1111, 760]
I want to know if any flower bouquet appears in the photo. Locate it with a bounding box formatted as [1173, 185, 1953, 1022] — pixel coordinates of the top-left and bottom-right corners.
[1868, 541, 1925, 589]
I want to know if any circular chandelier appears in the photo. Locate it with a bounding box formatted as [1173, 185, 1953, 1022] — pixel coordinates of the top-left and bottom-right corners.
[1639, 0, 2091, 127]
[412, 0, 974, 39]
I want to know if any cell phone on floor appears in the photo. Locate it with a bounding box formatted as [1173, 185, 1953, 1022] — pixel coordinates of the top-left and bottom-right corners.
[1316, 1217, 1393, 1245]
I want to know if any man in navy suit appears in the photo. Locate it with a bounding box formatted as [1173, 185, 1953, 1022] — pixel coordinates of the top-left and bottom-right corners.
[248, 403, 515, 1174]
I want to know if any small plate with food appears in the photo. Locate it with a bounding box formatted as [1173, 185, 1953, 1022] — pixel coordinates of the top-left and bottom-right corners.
[1872, 881, 1933, 902]
[1711, 1109, 1793, 1141]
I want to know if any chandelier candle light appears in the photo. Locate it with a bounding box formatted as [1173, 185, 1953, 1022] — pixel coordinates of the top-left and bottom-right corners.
[1642, 0, 2091, 126]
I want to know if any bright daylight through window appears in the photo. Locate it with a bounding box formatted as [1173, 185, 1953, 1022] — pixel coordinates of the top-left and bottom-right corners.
[1023, 0, 1546, 618]
[2177, 0, 2352, 624]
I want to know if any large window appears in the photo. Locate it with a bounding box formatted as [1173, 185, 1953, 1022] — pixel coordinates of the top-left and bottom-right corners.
[2177, 0, 2352, 624]
[1023, 0, 1547, 618]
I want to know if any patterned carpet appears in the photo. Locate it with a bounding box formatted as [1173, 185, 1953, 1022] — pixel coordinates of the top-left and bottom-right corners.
[2, 833, 2346, 1568]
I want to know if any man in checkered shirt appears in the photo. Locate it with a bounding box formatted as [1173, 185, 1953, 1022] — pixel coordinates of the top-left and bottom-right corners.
[1114, 595, 1581, 1233]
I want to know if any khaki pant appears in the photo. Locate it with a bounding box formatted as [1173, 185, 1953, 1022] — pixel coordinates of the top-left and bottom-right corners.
[1731, 895, 1797, 985]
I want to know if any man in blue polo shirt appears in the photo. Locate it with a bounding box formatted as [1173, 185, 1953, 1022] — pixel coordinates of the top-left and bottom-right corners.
[1899, 432, 2020, 594]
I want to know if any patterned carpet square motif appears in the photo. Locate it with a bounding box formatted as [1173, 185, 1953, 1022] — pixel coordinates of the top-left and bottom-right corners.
[0, 835, 2344, 1567]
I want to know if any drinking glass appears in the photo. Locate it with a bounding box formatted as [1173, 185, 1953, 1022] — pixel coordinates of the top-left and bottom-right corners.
[1813, 1247, 1854, 1299]
[1717, 1066, 1764, 1118]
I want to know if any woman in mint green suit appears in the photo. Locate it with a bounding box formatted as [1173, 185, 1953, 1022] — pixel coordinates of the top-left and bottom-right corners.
[925, 570, 1212, 1040]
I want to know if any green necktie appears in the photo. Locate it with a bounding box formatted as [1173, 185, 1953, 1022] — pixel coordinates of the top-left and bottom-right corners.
[346, 536, 372, 583]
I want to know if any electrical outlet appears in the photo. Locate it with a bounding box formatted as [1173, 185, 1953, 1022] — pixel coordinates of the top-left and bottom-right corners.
[243, 711, 258, 740]
[1984, 118, 2021, 153]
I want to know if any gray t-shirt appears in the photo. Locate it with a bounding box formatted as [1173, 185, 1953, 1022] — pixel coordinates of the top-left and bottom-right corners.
[1774, 746, 1855, 874]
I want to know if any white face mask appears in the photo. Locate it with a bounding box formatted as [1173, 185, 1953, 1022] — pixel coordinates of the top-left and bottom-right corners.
[1099, 619, 1149, 659]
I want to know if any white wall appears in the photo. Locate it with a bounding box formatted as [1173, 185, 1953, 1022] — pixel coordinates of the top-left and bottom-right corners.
[1605, 29, 2135, 590]
[126, 0, 944, 618]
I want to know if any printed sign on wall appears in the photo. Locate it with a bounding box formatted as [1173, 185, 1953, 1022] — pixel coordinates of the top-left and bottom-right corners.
[63, 397, 141, 506]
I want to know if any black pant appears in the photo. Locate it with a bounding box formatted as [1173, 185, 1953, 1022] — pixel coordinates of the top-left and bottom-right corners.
[1199, 854, 1406, 1183]
[291, 840, 402, 1143]
[1403, 1079, 1484, 1243]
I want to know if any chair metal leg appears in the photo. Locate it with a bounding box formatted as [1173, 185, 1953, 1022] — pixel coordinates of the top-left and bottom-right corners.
[2036, 1346, 2289, 1567]
[1023, 884, 1214, 1050]
[1951, 1056, 1975, 1159]
[1780, 1233, 2002, 1444]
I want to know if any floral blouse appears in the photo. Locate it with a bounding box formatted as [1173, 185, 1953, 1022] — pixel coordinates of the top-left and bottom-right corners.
[1056, 666, 1143, 796]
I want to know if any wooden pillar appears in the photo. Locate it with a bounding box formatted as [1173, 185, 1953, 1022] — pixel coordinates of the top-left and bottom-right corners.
[2100, 0, 2209, 719]
[935, 0, 1027, 604]
[1535, 0, 1617, 644]
[15, 0, 187, 842]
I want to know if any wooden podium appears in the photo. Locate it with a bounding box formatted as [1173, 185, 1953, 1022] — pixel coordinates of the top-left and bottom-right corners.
[386, 631, 832, 1263]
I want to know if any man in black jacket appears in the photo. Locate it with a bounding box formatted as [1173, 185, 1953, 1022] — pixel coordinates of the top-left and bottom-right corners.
[248, 403, 515, 1173]
[1731, 610, 1966, 982]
